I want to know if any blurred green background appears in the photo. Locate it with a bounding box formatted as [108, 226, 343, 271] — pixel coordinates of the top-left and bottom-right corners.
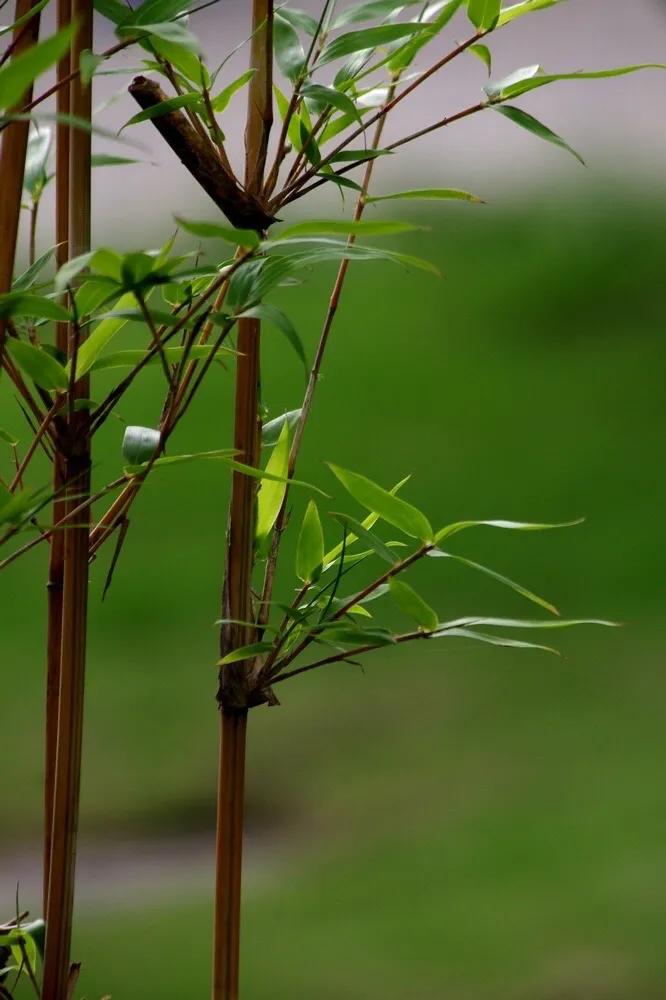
[2, 184, 665, 999]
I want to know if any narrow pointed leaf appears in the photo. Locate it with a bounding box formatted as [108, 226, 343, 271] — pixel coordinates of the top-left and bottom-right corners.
[71, 291, 137, 377]
[330, 512, 397, 565]
[428, 548, 559, 615]
[262, 409, 302, 447]
[239, 303, 307, 376]
[468, 0, 500, 28]
[0, 24, 74, 111]
[318, 23, 430, 67]
[297, 500, 325, 582]
[175, 216, 260, 247]
[329, 464, 433, 541]
[487, 63, 666, 101]
[274, 12, 307, 82]
[498, 0, 568, 27]
[5, 340, 68, 391]
[277, 219, 420, 239]
[494, 104, 585, 164]
[219, 642, 274, 665]
[211, 69, 255, 113]
[389, 577, 438, 630]
[434, 517, 582, 544]
[256, 421, 291, 545]
[431, 626, 558, 654]
[368, 187, 483, 205]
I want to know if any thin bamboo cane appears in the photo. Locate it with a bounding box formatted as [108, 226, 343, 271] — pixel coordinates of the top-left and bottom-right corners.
[42, 0, 93, 992]
[213, 3, 273, 997]
[44, 0, 72, 912]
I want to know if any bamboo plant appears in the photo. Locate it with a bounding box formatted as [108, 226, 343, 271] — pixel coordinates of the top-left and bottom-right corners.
[1, 0, 660, 996]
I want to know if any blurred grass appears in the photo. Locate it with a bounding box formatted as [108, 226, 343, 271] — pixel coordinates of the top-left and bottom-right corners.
[2, 187, 666, 998]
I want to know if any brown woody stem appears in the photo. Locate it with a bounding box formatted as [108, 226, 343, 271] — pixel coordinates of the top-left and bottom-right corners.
[42, 0, 92, 993]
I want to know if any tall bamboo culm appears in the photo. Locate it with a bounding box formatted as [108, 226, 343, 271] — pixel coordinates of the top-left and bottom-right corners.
[213, 2, 273, 998]
[42, 0, 93, 993]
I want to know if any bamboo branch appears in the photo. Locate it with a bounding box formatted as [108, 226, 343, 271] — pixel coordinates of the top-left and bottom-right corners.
[128, 75, 276, 231]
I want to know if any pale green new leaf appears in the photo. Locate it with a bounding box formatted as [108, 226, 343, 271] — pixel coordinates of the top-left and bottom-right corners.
[256, 421, 291, 545]
[469, 42, 492, 74]
[70, 291, 137, 377]
[467, 0, 500, 29]
[330, 512, 398, 565]
[323, 476, 409, 565]
[296, 500, 325, 582]
[333, 0, 423, 27]
[329, 464, 433, 541]
[389, 577, 438, 630]
[434, 616, 618, 632]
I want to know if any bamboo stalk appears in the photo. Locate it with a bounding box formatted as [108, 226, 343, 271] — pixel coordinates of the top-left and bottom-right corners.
[42, 0, 93, 992]
[44, 0, 72, 912]
[213, 3, 273, 997]
[0, 0, 42, 366]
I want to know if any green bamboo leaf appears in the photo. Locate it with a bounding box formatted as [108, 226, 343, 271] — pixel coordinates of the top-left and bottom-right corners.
[301, 83, 362, 125]
[497, 0, 566, 27]
[175, 216, 260, 247]
[388, 0, 463, 73]
[430, 626, 558, 654]
[484, 63, 542, 99]
[211, 68, 255, 113]
[124, 447, 237, 473]
[0, 24, 74, 111]
[277, 218, 421, 239]
[467, 0, 501, 29]
[219, 641, 273, 665]
[91, 154, 141, 167]
[318, 623, 395, 646]
[434, 616, 619, 632]
[318, 23, 430, 67]
[486, 63, 666, 101]
[239, 303, 307, 377]
[90, 343, 234, 372]
[0, 292, 68, 322]
[274, 83, 303, 151]
[122, 92, 202, 129]
[323, 476, 409, 565]
[12, 245, 58, 292]
[368, 187, 483, 205]
[296, 500, 325, 583]
[333, 0, 423, 28]
[5, 339, 68, 391]
[327, 147, 391, 162]
[428, 549, 559, 615]
[277, 7, 319, 35]
[389, 577, 438, 631]
[469, 42, 492, 74]
[71, 290, 137, 377]
[330, 512, 397, 565]
[118, 20, 201, 53]
[0, 427, 18, 446]
[329, 464, 433, 541]
[149, 35, 208, 86]
[126, 0, 192, 25]
[0, 0, 49, 38]
[93, 0, 130, 23]
[274, 12, 307, 82]
[434, 517, 582, 544]
[256, 420, 291, 545]
[494, 104, 584, 164]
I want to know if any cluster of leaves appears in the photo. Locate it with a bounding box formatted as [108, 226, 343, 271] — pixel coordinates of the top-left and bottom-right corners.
[3, 0, 657, 655]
